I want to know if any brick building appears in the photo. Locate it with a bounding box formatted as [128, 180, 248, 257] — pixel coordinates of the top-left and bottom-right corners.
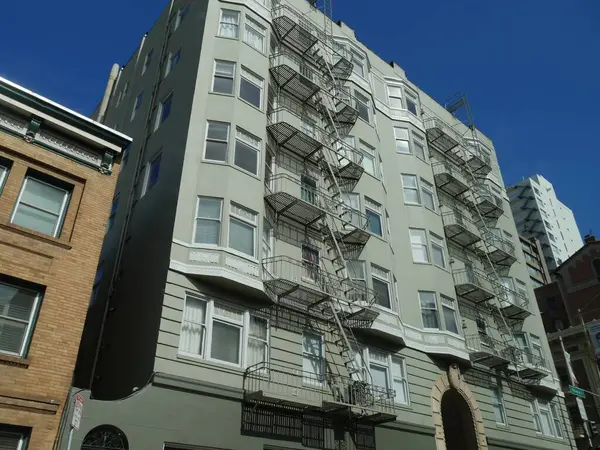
[0, 77, 130, 449]
[536, 235, 600, 449]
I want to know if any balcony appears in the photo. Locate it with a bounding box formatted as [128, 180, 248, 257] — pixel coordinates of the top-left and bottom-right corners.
[463, 141, 492, 176]
[432, 162, 469, 197]
[512, 352, 550, 380]
[262, 256, 376, 314]
[424, 116, 462, 156]
[481, 231, 517, 267]
[472, 185, 504, 220]
[498, 287, 532, 321]
[466, 334, 515, 369]
[442, 210, 481, 248]
[270, 50, 322, 103]
[272, 4, 322, 55]
[264, 174, 329, 232]
[452, 268, 496, 304]
[267, 98, 324, 162]
[243, 362, 396, 424]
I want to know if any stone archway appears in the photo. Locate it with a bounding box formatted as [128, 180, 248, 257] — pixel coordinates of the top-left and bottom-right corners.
[431, 364, 488, 450]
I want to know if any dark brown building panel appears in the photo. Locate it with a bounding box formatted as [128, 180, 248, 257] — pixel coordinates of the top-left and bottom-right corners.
[0, 78, 130, 449]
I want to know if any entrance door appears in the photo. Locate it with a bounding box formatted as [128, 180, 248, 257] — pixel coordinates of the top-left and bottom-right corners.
[441, 389, 479, 450]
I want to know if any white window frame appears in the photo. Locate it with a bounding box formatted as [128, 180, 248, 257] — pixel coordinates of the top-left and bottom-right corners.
[0, 281, 42, 358]
[141, 153, 161, 197]
[371, 264, 392, 310]
[239, 66, 264, 109]
[531, 399, 563, 438]
[351, 49, 366, 78]
[174, 4, 189, 30]
[491, 387, 507, 425]
[365, 197, 383, 237]
[430, 233, 447, 269]
[421, 179, 436, 212]
[409, 228, 429, 263]
[394, 127, 410, 154]
[141, 49, 153, 75]
[234, 128, 261, 176]
[178, 294, 269, 368]
[203, 121, 230, 162]
[131, 92, 143, 121]
[355, 91, 370, 123]
[412, 133, 427, 162]
[359, 140, 376, 177]
[243, 16, 267, 53]
[387, 85, 403, 109]
[11, 175, 70, 238]
[164, 48, 181, 77]
[262, 219, 274, 260]
[154, 92, 173, 131]
[441, 295, 459, 334]
[212, 60, 235, 95]
[193, 196, 223, 245]
[405, 91, 419, 116]
[218, 9, 240, 38]
[362, 348, 409, 405]
[419, 291, 439, 330]
[401, 174, 420, 205]
[228, 203, 258, 258]
[302, 332, 325, 386]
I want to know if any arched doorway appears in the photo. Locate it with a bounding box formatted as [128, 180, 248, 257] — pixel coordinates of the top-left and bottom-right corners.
[441, 388, 479, 450]
[81, 425, 128, 450]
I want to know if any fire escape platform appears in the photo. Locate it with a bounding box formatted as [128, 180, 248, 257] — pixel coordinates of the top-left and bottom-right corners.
[442, 211, 481, 248]
[267, 110, 323, 162]
[500, 301, 532, 321]
[433, 171, 469, 197]
[424, 118, 462, 155]
[452, 269, 496, 304]
[487, 248, 518, 267]
[270, 52, 322, 103]
[264, 190, 325, 232]
[465, 335, 514, 369]
[474, 197, 503, 220]
[465, 153, 492, 176]
[272, 15, 319, 55]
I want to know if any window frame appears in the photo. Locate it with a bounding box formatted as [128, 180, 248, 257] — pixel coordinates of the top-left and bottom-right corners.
[491, 387, 507, 425]
[401, 174, 420, 205]
[351, 49, 366, 78]
[531, 399, 563, 438]
[420, 178, 436, 212]
[234, 128, 261, 176]
[412, 132, 427, 162]
[212, 60, 236, 95]
[365, 197, 382, 237]
[11, 174, 71, 238]
[178, 294, 269, 368]
[141, 48, 153, 75]
[430, 233, 447, 269]
[239, 66, 264, 109]
[164, 48, 181, 77]
[441, 295, 459, 334]
[0, 162, 10, 194]
[218, 9, 241, 38]
[174, 4, 189, 30]
[387, 85, 403, 109]
[154, 92, 173, 131]
[362, 348, 409, 406]
[418, 291, 439, 330]
[243, 15, 267, 53]
[194, 196, 223, 245]
[0, 280, 43, 358]
[394, 127, 410, 154]
[131, 92, 144, 121]
[354, 90, 370, 123]
[141, 153, 161, 196]
[405, 91, 419, 116]
[0, 424, 31, 450]
[409, 228, 430, 263]
[228, 203, 258, 258]
[371, 264, 392, 310]
[204, 120, 230, 163]
[302, 331, 325, 386]
[359, 140, 376, 177]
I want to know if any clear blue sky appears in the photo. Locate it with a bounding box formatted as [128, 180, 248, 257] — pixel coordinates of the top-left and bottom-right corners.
[0, 0, 598, 236]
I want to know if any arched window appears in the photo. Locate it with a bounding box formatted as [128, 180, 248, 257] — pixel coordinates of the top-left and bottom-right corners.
[81, 425, 128, 450]
[593, 259, 600, 279]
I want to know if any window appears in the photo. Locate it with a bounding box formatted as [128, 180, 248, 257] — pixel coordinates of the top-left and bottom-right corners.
[530, 334, 544, 363]
[262, 219, 273, 260]
[204, 121, 230, 162]
[355, 91, 370, 122]
[11, 174, 71, 237]
[300, 175, 317, 204]
[410, 228, 429, 263]
[164, 48, 181, 77]
[212, 60, 235, 95]
[401, 174, 420, 205]
[240, 67, 263, 108]
[548, 232, 556, 242]
[131, 92, 143, 121]
[0, 280, 42, 357]
[405, 92, 418, 116]
[351, 50, 366, 77]
[394, 127, 410, 154]
[362, 349, 408, 405]
[122, 144, 130, 166]
[419, 291, 439, 329]
[347, 260, 366, 302]
[371, 265, 391, 309]
[82, 425, 128, 450]
[0, 162, 9, 194]
[303, 332, 324, 384]
[107, 194, 119, 232]
[195, 197, 222, 245]
[441, 296, 459, 334]
[342, 192, 361, 228]
[179, 295, 268, 367]
[174, 4, 189, 30]
[492, 387, 506, 424]
[142, 49, 153, 75]
[141, 154, 161, 195]
[359, 140, 376, 176]
[516, 279, 528, 300]
[244, 16, 266, 52]
[365, 197, 382, 236]
[531, 399, 563, 438]
[154, 92, 173, 131]
[229, 203, 257, 257]
[421, 179, 436, 211]
[413, 133, 427, 161]
[387, 85, 402, 108]
[234, 128, 261, 175]
[218, 9, 240, 38]
[302, 245, 319, 282]
[430, 233, 446, 268]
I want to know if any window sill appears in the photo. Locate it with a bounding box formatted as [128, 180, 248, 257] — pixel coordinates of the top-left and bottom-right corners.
[209, 91, 236, 98]
[177, 352, 245, 374]
[0, 353, 29, 368]
[242, 41, 267, 57]
[200, 159, 261, 181]
[412, 261, 431, 266]
[0, 223, 72, 250]
[216, 34, 240, 41]
[239, 98, 264, 113]
[183, 242, 259, 265]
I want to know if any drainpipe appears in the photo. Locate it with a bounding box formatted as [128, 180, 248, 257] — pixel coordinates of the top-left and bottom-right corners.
[96, 63, 120, 124]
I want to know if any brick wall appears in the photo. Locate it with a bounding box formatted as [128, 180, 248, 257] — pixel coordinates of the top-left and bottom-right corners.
[0, 131, 119, 449]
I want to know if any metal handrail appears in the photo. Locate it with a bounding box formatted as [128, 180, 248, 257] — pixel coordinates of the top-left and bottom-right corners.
[495, 283, 529, 310]
[270, 49, 324, 86]
[432, 159, 468, 183]
[465, 333, 516, 361]
[482, 231, 516, 256]
[473, 184, 503, 207]
[442, 210, 480, 236]
[423, 115, 465, 147]
[515, 350, 548, 370]
[266, 173, 333, 210]
[452, 267, 495, 293]
[243, 361, 395, 410]
[332, 137, 364, 167]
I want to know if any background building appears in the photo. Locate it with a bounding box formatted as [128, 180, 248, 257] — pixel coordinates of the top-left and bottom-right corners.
[66, 1, 570, 450]
[520, 235, 551, 289]
[0, 78, 129, 449]
[536, 234, 600, 449]
[508, 174, 583, 271]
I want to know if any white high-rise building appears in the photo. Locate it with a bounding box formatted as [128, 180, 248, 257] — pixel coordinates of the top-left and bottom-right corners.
[508, 175, 583, 270]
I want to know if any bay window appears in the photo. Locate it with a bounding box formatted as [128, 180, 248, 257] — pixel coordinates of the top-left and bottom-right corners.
[409, 228, 429, 263]
[419, 291, 439, 329]
[229, 203, 257, 257]
[530, 399, 563, 438]
[441, 295, 459, 334]
[194, 196, 222, 245]
[371, 265, 391, 309]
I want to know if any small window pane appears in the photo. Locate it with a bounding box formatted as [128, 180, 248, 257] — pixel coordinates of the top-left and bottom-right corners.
[366, 210, 382, 236]
[234, 141, 259, 174]
[0, 283, 39, 356]
[211, 321, 240, 363]
[372, 277, 390, 308]
[229, 217, 255, 256]
[240, 74, 262, 108]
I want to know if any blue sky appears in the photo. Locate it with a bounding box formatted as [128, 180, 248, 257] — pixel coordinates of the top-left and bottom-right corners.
[0, 0, 598, 236]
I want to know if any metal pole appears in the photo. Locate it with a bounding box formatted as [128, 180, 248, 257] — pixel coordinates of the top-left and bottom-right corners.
[66, 427, 74, 450]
